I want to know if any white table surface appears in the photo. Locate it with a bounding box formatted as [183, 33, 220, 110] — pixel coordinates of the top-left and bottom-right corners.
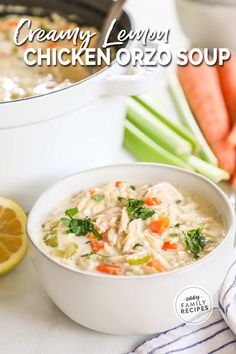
[0, 2, 188, 354]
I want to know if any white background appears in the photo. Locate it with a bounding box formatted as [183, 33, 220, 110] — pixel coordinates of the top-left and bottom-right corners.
[0, 2, 188, 354]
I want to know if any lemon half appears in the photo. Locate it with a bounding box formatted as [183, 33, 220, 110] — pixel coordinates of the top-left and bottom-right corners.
[0, 197, 27, 275]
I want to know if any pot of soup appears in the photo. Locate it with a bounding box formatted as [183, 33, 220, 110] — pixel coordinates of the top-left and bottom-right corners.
[0, 0, 158, 211]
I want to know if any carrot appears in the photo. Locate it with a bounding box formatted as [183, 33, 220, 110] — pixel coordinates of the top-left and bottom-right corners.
[115, 181, 122, 187]
[22, 42, 29, 50]
[153, 198, 160, 204]
[217, 52, 236, 145]
[162, 242, 178, 250]
[217, 52, 236, 123]
[89, 188, 96, 196]
[96, 264, 124, 275]
[88, 234, 104, 252]
[7, 19, 19, 27]
[145, 197, 160, 206]
[147, 259, 166, 272]
[178, 57, 235, 175]
[210, 140, 235, 177]
[228, 126, 236, 147]
[48, 41, 59, 49]
[101, 229, 110, 244]
[178, 59, 230, 141]
[231, 162, 236, 189]
[149, 217, 170, 234]
[89, 240, 104, 252]
[88, 230, 111, 251]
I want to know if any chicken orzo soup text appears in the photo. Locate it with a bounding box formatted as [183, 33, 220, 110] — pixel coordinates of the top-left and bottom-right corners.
[41, 181, 225, 275]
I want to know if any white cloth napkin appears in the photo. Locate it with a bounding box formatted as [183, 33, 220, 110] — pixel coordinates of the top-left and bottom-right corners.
[130, 259, 236, 354]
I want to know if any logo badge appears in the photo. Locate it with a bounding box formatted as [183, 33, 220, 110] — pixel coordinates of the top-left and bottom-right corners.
[174, 286, 213, 325]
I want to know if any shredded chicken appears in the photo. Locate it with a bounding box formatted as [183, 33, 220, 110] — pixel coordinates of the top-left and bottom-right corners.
[41, 181, 225, 276]
[122, 219, 144, 253]
[119, 207, 129, 234]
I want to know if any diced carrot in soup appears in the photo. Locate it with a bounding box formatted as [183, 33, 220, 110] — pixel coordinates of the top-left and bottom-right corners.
[162, 242, 178, 250]
[90, 239, 104, 252]
[89, 189, 96, 196]
[145, 197, 160, 206]
[88, 234, 104, 252]
[7, 19, 19, 27]
[101, 230, 110, 244]
[96, 264, 124, 275]
[148, 259, 166, 272]
[150, 217, 170, 234]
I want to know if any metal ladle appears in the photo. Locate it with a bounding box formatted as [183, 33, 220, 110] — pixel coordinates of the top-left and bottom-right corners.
[96, 0, 127, 49]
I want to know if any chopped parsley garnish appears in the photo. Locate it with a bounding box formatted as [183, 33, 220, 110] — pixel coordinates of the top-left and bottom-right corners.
[169, 223, 181, 237]
[169, 232, 180, 238]
[130, 185, 136, 191]
[61, 218, 71, 226]
[133, 243, 143, 249]
[184, 227, 208, 259]
[81, 251, 110, 258]
[61, 208, 102, 240]
[92, 194, 105, 202]
[136, 207, 155, 220]
[117, 196, 126, 202]
[65, 208, 79, 217]
[118, 197, 155, 221]
[81, 251, 96, 258]
[41, 25, 50, 34]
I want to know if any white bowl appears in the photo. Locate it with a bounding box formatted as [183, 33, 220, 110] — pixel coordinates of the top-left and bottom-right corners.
[176, 0, 236, 51]
[27, 163, 235, 335]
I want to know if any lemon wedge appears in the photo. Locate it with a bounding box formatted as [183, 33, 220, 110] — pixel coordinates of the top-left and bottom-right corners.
[0, 197, 27, 275]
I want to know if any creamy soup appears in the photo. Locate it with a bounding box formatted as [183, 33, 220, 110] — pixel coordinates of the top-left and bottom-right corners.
[0, 13, 107, 101]
[41, 181, 225, 276]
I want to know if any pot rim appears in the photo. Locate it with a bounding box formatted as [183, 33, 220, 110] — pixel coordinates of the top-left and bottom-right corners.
[0, 7, 134, 106]
[27, 162, 236, 280]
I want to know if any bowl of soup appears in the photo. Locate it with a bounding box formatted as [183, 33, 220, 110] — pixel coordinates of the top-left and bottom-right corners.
[0, 0, 158, 211]
[27, 163, 235, 335]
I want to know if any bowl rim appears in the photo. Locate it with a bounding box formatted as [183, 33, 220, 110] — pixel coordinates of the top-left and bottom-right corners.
[178, 0, 236, 7]
[27, 162, 236, 280]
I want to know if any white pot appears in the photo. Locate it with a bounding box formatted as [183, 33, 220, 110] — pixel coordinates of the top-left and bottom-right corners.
[27, 163, 236, 335]
[175, 0, 236, 51]
[0, 3, 160, 212]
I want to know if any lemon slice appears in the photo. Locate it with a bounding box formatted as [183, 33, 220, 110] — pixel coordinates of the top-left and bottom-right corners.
[0, 197, 27, 275]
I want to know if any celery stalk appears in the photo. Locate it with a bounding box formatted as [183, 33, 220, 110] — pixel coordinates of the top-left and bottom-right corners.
[127, 253, 150, 266]
[133, 95, 199, 153]
[184, 155, 229, 183]
[127, 98, 192, 157]
[168, 72, 218, 166]
[124, 120, 193, 170]
[124, 121, 229, 183]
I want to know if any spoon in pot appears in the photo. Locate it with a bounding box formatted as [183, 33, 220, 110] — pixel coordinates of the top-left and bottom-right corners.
[79, 0, 127, 77]
[95, 0, 127, 49]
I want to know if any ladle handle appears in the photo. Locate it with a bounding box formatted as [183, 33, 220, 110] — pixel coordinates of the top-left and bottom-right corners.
[96, 0, 127, 48]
